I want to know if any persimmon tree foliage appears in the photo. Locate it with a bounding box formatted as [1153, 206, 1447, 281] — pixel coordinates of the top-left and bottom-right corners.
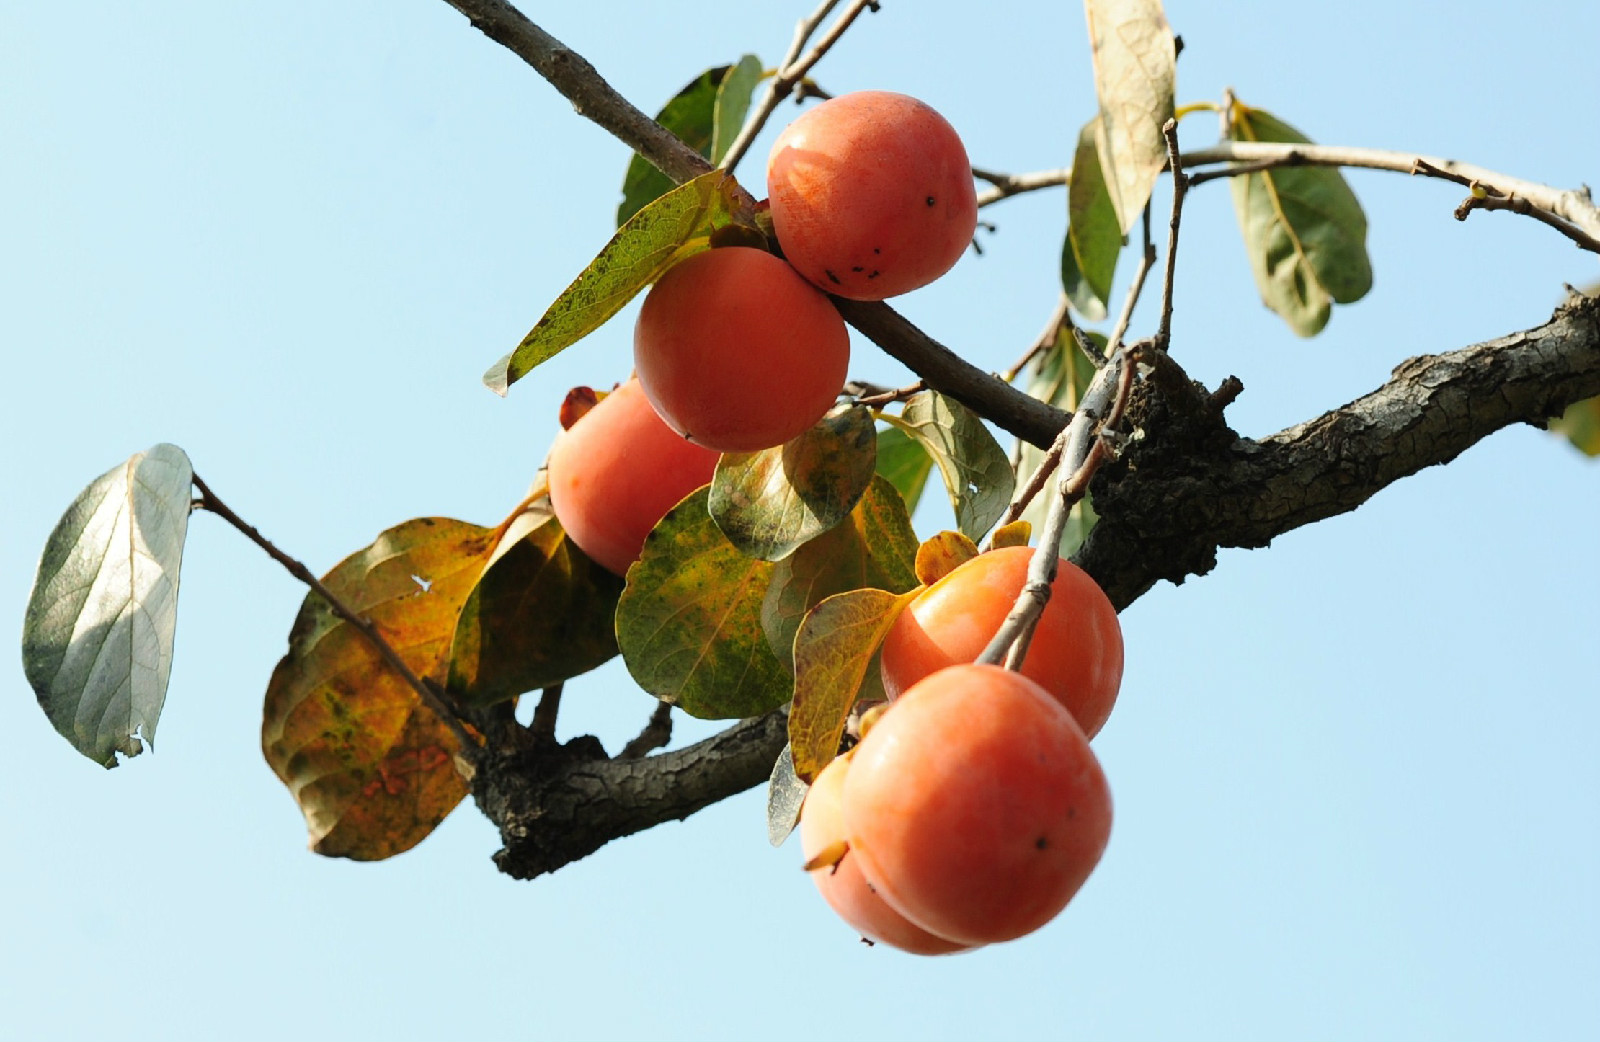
[20, 0, 1600, 946]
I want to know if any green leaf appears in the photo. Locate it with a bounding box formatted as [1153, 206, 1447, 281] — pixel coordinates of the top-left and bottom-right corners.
[788, 588, 917, 782]
[767, 744, 808, 847]
[22, 444, 193, 768]
[485, 170, 755, 394]
[1227, 104, 1373, 337]
[263, 518, 495, 860]
[890, 391, 1015, 542]
[1551, 395, 1600, 456]
[1063, 117, 1122, 321]
[711, 55, 764, 164]
[874, 423, 935, 514]
[709, 405, 877, 562]
[618, 65, 723, 226]
[761, 475, 921, 670]
[615, 488, 791, 719]
[446, 502, 624, 706]
[1018, 328, 1103, 555]
[1085, 0, 1177, 235]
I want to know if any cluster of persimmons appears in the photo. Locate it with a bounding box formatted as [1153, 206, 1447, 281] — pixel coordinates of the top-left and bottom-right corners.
[545, 91, 1121, 954]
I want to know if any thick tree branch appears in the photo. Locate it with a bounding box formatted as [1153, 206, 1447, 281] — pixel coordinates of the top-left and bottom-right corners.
[1078, 291, 1600, 611]
[474, 710, 787, 880]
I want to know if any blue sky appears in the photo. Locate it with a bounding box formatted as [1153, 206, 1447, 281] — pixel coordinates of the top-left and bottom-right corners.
[2, 1, 1596, 1039]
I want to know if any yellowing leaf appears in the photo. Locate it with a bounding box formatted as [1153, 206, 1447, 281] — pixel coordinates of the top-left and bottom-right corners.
[1227, 104, 1373, 337]
[760, 475, 920, 669]
[447, 502, 623, 706]
[914, 530, 979, 586]
[615, 488, 791, 719]
[1551, 395, 1600, 456]
[990, 520, 1034, 549]
[485, 170, 756, 394]
[788, 588, 918, 782]
[709, 405, 877, 561]
[262, 518, 495, 861]
[1084, 0, 1177, 234]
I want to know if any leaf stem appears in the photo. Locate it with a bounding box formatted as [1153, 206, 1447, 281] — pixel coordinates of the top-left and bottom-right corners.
[190, 472, 481, 760]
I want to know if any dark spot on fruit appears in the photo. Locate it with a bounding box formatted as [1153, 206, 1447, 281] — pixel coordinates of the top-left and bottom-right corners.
[873, 247, 881, 254]
[851, 266, 864, 272]
[1035, 835, 1049, 851]
[825, 269, 842, 285]
[926, 196, 936, 206]
[868, 270, 880, 279]
[1066, 806, 1077, 819]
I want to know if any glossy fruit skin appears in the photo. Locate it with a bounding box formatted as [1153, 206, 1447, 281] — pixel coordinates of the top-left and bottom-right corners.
[843, 664, 1113, 946]
[633, 246, 850, 453]
[545, 376, 721, 577]
[799, 753, 972, 956]
[880, 545, 1123, 739]
[766, 91, 978, 300]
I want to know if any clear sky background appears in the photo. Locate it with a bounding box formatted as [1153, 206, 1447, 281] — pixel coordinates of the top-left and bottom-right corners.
[2, 2, 1597, 1040]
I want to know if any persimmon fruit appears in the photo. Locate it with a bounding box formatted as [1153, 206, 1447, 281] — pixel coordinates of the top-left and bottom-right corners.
[799, 752, 972, 956]
[842, 664, 1113, 946]
[545, 376, 720, 577]
[766, 91, 978, 300]
[880, 545, 1123, 738]
[633, 246, 850, 453]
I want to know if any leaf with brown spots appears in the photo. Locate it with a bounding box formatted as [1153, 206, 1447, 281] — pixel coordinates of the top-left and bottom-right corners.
[262, 517, 496, 861]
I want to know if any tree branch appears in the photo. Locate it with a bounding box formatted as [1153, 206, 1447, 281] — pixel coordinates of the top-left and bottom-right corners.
[1078, 291, 1600, 611]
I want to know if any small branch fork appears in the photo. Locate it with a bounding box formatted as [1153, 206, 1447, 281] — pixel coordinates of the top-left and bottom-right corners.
[717, 0, 881, 173]
[190, 473, 482, 760]
[980, 120, 1192, 672]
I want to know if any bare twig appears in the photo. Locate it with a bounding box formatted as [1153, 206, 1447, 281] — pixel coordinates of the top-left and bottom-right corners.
[1156, 119, 1189, 350]
[1182, 140, 1600, 251]
[1002, 293, 1072, 384]
[853, 380, 925, 409]
[718, 0, 880, 173]
[1001, 423, 1071, 526]
[191, 473, 481, 759]
[973, 167, 1071, 209]
[1108, 205, 1156, 352]
[618, 701, 675, 759]
[528, 683, 563, 742]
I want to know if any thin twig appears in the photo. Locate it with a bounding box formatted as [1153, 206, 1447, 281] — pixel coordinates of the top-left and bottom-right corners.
[1000, 424, 1071, 526]
[1181, 139, 1600, 249]
[983, 345, 1139, 671]
[853, 380, 925, 409]
[528, 683, 563, 742]
[972, 167, 1071, 209]
[1002, 293, 1072, 384]
[718, 0, 880, 173]
[190, 472, 481, 759]
[1156, 119, 1189, 350]
[1108, 205, 1156, 352]
[618, 701, 675, 759]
